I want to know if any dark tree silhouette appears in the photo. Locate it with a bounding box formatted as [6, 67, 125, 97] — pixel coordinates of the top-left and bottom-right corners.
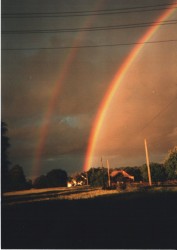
[88, 167, 108, 187]
[33, 169, 68, 189]
[9, 165, 28, 191]
[26, 179, 33, 189]
[141, 162, 167, 182]
[123, 166, 143, 182]
[1, 121, 11, 192]
[33, 175, 48, 189]
[164, 146, 177, 180]
[46, 169, 67, 187]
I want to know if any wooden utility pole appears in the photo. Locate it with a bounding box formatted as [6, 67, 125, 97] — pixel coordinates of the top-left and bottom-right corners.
[144, 138, 152, 186]
[101, 157, 104, 168]
[101, 157, 104, 186]
[107, 160, 111, 187]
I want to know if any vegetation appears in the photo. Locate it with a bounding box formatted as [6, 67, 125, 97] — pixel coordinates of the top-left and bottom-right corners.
[33, 169, 68, 189]
[1, 121, 11, 192]
[33, 175, 48, 189]
[1, 121, 68, 192]
[141, 162, 167, 183]
[47, 169, 68, 187]
[164, 146, 177, 180]
[123, 166, 142, 181]
[87, 167, 108, 187]
[9, 165, 30, 191]
[1, 121, 177, 192]
[2, 186, 177, 249]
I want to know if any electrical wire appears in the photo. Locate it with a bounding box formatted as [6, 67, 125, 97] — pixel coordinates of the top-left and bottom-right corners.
[2, 39, 177, 51]
[139, 95, 177, 135]
[2, 19, 177, 35]
[2, 3, 177, 18]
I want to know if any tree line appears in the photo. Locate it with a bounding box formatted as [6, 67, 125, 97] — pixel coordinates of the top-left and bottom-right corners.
[1, 121, 177, 192]
[1, 121, 67, 192]
[72, 148, 177, 187]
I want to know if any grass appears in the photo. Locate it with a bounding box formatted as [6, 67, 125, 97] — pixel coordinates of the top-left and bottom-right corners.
[3, 186, 75, 196]
[57, 188, 119, 200]
[2, 185, 177, 249]
[57, 185, 177, 199]
[3, 186, 119, 205]
[3, 185, 177, 205]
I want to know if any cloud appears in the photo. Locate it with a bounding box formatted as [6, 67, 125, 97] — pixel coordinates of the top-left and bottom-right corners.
[2, 2, 177, 176]
[8, 114, 91, 164]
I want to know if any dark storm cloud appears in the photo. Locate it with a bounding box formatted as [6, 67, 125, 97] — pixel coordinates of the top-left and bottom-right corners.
[2, 0, 177, 177]
[8, 114, 92, 160]
[2, 50, 61, 118]
[43, 116, 91, 156]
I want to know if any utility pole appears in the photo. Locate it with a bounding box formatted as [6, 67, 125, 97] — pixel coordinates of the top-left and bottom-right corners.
[101, 157, 104, 168]
[144, 138, 152, 186]
[107, 160, 111, 187]
[101, 157, 104, 187]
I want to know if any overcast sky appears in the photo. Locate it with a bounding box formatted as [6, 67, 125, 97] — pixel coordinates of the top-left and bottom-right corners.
[2, 0, 177, 179]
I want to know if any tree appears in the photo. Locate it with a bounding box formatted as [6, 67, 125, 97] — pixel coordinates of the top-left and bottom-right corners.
[123, 166, 143, 182]
[164, 146, 177, 180]
[141, 162, 167, 183]
[9, 165, 28, 191]
[150, 163, 166, 182]
[88, 167, 108, 187]
[1, 121, 11, 192]
[26, 179, 33, 189]
[46, 169, 67, 187]
[33, 175, 48, 189]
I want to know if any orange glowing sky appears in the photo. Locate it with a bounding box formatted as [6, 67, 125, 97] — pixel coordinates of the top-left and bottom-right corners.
[87, 35, 177, 168]
[84, 5, 177, 170]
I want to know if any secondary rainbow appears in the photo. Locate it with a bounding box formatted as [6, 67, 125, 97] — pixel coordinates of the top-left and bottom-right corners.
[32, 0, 104, 178]
[83, 3, 177, 172]
[32, 46, 78, 178]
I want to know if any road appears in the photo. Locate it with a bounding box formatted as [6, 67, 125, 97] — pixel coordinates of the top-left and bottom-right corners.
[2, 185, 101, 205]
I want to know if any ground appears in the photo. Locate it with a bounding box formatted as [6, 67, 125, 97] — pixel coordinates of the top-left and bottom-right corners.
[2, 185, 177, 249]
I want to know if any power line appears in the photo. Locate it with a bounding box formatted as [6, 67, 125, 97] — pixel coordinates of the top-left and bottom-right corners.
[139, 95, 177, 134]
[2, 3, 177, 18]
[2, 19, 177, 35]
[2, 39, 177, 51]
[3, 2, 175, 15]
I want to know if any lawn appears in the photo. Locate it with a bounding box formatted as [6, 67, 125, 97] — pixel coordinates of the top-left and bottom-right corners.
[2, 186, 177, 249]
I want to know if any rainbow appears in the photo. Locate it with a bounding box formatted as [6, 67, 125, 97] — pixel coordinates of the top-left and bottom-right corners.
[32, 0, 104, 178]
[32, 47, 78, 178]
[83, 3, 177, 172]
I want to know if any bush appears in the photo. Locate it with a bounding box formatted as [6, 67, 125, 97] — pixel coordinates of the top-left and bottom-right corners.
[46, 169, 67, 187]
[33, 175, 48, 189]
[33, 169, 68, 189]
[117, 182, 127, 190]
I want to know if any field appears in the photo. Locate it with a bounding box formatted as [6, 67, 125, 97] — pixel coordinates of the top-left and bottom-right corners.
[2, 185, 177, 249]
